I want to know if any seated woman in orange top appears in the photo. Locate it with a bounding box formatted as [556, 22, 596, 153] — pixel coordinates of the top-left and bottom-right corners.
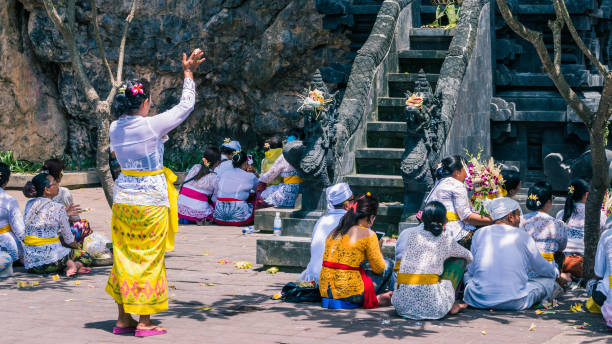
[318, 193, 394, 309]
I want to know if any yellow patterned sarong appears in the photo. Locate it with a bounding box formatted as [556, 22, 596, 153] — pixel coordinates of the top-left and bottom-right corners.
[105, 204, 169, 315]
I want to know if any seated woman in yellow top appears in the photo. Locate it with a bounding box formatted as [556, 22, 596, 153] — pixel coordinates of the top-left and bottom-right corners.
[319, 193, 393, 309]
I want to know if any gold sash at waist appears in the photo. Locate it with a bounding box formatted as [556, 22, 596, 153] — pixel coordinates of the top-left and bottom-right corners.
[0, 224, 10, 234]
[397, 273, 439, 285]
[24, 235, 59, 246]
[541, 252, 554, 262]
[446, 212, 460, 221]
[283, 176, 303, 184]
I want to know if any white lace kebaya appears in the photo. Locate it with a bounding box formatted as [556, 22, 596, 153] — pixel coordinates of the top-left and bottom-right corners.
[110, 77, 196, 207]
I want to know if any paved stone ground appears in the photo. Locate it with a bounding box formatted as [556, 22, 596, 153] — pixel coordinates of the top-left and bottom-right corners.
[1, 188, 611, 343]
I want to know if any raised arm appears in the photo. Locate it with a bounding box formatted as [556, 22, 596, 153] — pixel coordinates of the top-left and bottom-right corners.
[148, 49, 205, 136]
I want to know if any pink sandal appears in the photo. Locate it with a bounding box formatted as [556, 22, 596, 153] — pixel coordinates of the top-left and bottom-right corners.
[135, 327, 167, 337]
[112, 327, 136, 335]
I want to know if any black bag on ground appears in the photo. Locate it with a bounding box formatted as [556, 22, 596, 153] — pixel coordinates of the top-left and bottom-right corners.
[281, 282, 322, 303]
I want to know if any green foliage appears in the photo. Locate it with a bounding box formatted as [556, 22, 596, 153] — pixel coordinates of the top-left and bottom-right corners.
[0, 151, 44, 174]
[164, 146, 267, 173]
[0, 151, 96, 174]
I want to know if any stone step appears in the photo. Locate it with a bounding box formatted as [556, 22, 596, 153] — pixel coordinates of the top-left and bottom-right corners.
[344, 174, 404, 203]
[388, 72, 439, 97]
[254, 204, 403, 238]
[355, 148, 403, 175]
[367, 121, 405, 148]
[497, 91, 566, 111]
[377, 97, 405, 122]
[256, 235, 397, 267]
[496, 72, 584, 88]
[409, 28, 454, 50]
[398, 51, 446, 74]
[399, 49, 448, 60]
[349, 4, 382, 15]
[492, 110, 568, 123]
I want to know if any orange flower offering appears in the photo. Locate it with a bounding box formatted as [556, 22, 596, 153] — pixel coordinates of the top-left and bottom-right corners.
[405, 93, 424, 109]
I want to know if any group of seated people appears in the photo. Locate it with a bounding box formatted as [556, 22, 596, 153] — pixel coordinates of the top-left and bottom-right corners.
[0, 159, 94, 278]
[177, 132, 303, 226]
[298, 155, 612, 328]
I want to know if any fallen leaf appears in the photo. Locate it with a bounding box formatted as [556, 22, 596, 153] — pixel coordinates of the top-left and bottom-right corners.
[168, 285, 176, 290]
[31, 282, 39, 286]
[234, 261, 252, 269]
[535, 309, 543, 315]
[570, 303, 584, 312]
[74, 281, 81, 285]
[266, 267, 279, 274]
[207, 283, 216, 286]
[272, 293, 282, 300]
[65, 299, 74, 302]
[528, 322, 536, 331]
[197, 306, 212, 311]
[480, 331, 487, 335]
[52, 274, 60, 281]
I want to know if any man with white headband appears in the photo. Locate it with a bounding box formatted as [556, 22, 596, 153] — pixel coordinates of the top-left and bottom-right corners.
[299, 183, 354, 283]
[463, 197, 557, 310]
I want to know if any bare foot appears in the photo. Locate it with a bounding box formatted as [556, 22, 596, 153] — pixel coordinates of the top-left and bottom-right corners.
[560, 272, 572, 283]
[377, 291, 393, 307]
[116, 316, 138, 329]
[449, 302, 468, 315]
[65, 260, 77, 277]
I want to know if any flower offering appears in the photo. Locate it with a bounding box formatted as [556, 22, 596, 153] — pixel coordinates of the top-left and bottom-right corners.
[464, 148, 505, 216]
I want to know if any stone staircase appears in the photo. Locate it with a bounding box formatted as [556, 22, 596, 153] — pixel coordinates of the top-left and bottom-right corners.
[256, 6, 458, 267]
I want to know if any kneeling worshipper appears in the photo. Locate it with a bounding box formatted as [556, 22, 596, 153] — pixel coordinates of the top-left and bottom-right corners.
[299, 182, 353, 283]
[500, 169, 522, 198]
[42, 158, 92, 244]
[215, 139, 241, 178]
[587, 227, 612, 328]
[392, 201, 473, 319]
[319, 193, 394, 309]
[519, 182, 567, 273]
[213, 151, 259, 226]
[0, 163, 25, 278]
[425, 155, 492, 248]
[258, 146, 302, 208]
[464, 197, 557, 310]
[177, 148, 221, 224]
[260, 136, 284, 186]
[22, 173, 92, 276]
[556, 178, 607, 283]
[106, 49, 204, 337]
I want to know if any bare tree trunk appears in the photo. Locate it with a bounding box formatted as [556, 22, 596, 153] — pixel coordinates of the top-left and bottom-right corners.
[95, 113, 114, 207]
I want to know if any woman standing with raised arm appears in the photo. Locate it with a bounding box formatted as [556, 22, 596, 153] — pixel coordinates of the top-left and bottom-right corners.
[105, 49, 205, 337]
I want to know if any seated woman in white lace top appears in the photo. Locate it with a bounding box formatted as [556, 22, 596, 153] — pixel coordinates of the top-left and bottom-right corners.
[520, 182, 567, 270]
[0, 163, 25, 278]
[178, 148, 221, 224]
[424, 156, 492, 248]
[22, 173, 92, 276]
[392, 201, 473, 319]
[214, 151, 259, 226]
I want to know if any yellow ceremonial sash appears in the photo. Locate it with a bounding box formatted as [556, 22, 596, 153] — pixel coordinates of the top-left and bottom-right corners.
[446, 212, 460, 221]
[609, 275, 612, 287]
[541, 252, 554, 262]
[283, 176, 303, 184]
[397, 273, 439, 285]
[121, 167, 178, 252]
[24, 235, 60, 246]
[0, 224, 10, 234]
[394, 259, 401, 273]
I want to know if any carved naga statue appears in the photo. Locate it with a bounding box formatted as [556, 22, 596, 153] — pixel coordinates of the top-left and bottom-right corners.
[401, 69, 443, 218]
[283, 69, 339, 210]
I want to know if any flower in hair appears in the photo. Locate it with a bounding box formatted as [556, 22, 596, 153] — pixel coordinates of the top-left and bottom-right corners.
[223, 138, 231, 144]
[118, 85, 127, 95]
[130, 83, 144, 96]
[264, 142, 270, 149]
[348, 202, 358, 214]
[528, 194, 538, 201]
[568, 185, 575, 195]
[366, 192, 372, 197]
[202, 158, 211, 168]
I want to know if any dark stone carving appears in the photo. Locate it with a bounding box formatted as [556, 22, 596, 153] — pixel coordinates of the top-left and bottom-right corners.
[283, 69, 339, 210]
[544, 149, 612, 191]
[400, 69, 443, 216]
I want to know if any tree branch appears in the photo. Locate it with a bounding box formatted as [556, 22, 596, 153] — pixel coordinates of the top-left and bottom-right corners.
[496, 0, 595, 126]
[548, 2, 564, 69]
[106, 0, 139, 103]
[555, 0, 609, 77]
[90, 0, 114, 86]
[41, 0, 69, 37]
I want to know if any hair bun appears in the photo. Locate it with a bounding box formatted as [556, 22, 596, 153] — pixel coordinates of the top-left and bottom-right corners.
[22, 181, 37, 198]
